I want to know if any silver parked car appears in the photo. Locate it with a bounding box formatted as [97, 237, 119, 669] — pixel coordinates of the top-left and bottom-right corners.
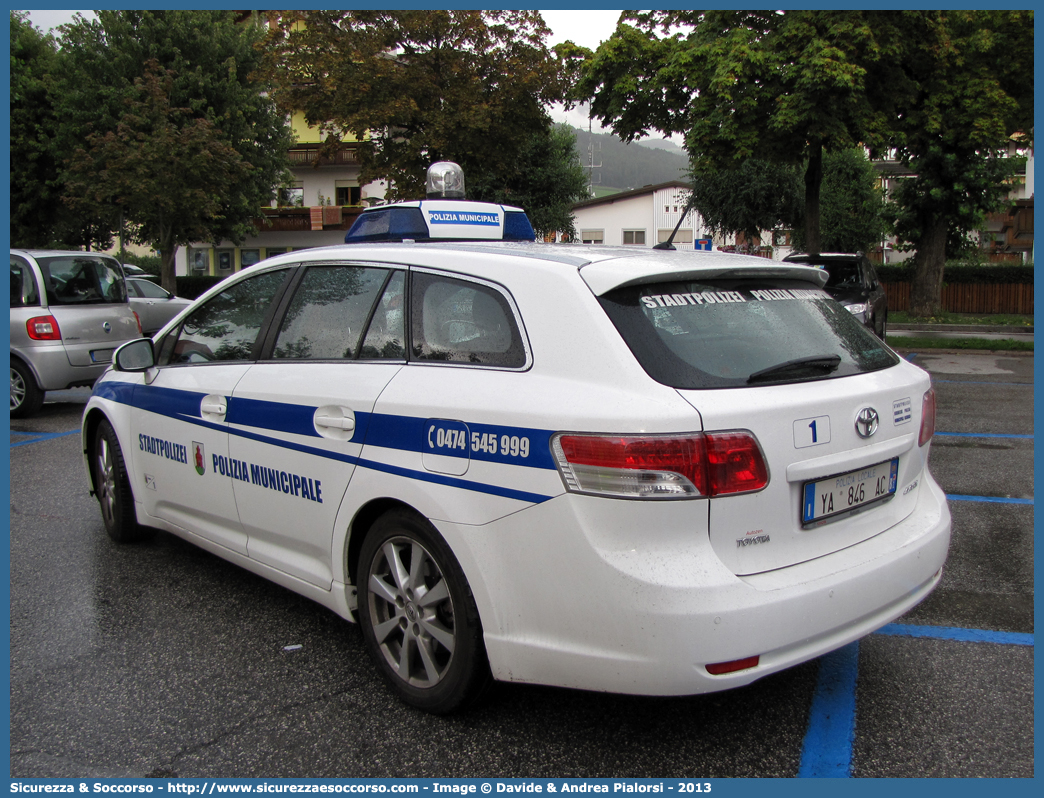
[126, 276, 193, 337]
[10, 249, 141, 417]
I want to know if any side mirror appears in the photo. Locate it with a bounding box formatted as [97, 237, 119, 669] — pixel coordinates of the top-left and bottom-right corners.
[113, 338, 155, 372]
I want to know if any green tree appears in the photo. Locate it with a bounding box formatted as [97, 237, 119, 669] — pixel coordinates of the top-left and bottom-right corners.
[51, 10, 293, 291]
[686, 159, 803, 247]
[885, 11, 1032, 316]
[260, 10, 573, 200]
[791, 148, 889, 254]
[579, 11, 900, 255]
[64, 63, 256, 293]
[468, 124, 589, 238]
[10, 12, 61, 247]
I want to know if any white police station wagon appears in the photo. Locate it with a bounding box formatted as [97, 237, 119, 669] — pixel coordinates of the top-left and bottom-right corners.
[83, 164, 950, 713]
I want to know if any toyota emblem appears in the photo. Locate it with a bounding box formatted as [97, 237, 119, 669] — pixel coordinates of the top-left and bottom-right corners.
[855, 407, 879, 438]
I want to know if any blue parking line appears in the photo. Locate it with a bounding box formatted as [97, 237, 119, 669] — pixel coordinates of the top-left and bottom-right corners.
[798, 642, 860, 777]
[9, 430, 80, 448]
[798, 625, 1034, 777]
[946, 494, 1033, 505]
[876, 623, 1033, 646]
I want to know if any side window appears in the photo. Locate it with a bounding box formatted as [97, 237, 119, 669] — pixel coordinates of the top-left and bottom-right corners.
[272, 265, 390, 360]
[360, 270, 406, 359]
[38, 256, 126, 304]
[410, 272, 525, 368]
[134, 280, 171, 300]
[160, 269, 289, 365]
[10, 257, 39, 308]
[865, 261, 880, 288]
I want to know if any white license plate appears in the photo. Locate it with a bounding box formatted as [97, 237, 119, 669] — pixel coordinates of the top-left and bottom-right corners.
[802, 458, 899, 525]
[90, 349, 114, 363]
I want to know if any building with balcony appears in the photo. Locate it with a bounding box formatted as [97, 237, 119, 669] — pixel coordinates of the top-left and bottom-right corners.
[983, 145, 1034, 263]
[175, 110, 387, 276]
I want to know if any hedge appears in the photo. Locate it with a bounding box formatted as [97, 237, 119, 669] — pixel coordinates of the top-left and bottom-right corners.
[877, 262, 1034, 285]
[175, 275, 226, 299]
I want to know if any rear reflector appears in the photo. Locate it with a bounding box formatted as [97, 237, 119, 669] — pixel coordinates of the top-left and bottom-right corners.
[27, 315, 61, 341]
[919, 388, 936, 447]
[706, 655, 760, 675]
[552, 431, 768, 499]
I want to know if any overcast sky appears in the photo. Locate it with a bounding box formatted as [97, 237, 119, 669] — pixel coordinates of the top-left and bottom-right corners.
[22, 8, 654, 138]
[23, 9, 623, 48]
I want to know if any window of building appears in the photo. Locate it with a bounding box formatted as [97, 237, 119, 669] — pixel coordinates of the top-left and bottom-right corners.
[657, 229, 694, 244]
[189, 249, 209, 273]
[623, 230, 646, 245]
[581, 230, 604, 244]
[278, 185, 304, 207]
[216, 250, 234, 272]
[240, 250, 261, 269]
[335, 185, 362, 206]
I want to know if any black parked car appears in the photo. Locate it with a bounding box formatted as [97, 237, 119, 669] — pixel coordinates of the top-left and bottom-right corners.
[783, 252, 888, 339]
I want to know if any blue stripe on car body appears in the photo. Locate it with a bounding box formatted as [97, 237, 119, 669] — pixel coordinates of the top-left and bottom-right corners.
[92, 379, 558, 504]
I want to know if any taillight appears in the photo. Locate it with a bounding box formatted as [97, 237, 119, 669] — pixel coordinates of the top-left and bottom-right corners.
[132, 310, 142, 335]
[705, 432, 771, 495]
[706, 655, 760, 675]
[26, 315, 61, 341]
[919, 388, 936, 446]
[552, 431, 768, 499]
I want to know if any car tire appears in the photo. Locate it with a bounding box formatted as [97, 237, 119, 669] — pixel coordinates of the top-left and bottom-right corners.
[877, 311, 888, 340]
[357, 509, 491, 713]
[10, 358, 44, 418]
[92, 419, 149, 543]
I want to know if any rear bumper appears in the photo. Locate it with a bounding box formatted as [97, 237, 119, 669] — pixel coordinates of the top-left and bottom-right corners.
[445, 472, 950, 696]
[11, 344, 110, 391]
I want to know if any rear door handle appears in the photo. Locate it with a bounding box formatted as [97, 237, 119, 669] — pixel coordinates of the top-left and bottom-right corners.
[201, 395, 227, 421]
[315, 415, 355, 431]
[314, 406, 356, 441]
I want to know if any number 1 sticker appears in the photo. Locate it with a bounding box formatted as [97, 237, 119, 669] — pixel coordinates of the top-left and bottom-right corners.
[794, 415, 831, 448]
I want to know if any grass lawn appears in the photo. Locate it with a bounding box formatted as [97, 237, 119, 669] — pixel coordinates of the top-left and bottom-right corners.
[889, 311, 1033, 327]
[886, 335, 1033, 352]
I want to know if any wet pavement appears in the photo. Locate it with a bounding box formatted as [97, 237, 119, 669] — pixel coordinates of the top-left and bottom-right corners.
[7, 352, 1034, 778]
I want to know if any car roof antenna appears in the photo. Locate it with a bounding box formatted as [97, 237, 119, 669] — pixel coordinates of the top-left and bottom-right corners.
[653, 192, 695, 251]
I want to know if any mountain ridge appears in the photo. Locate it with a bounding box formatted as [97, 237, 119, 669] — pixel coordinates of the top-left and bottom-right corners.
[568, 126, 689, 193]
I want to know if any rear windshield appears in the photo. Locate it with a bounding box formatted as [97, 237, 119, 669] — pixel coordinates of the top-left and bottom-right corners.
[600, 278, 899, 389]
[37, 255, 127, 306]
[821, 262, 862, 288]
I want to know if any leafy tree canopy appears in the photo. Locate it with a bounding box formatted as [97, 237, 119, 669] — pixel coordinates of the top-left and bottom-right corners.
[10, 12, 62, 247]
[468, 124, 589, 239]
[579, 10, 901, 253]
[63, 62, 255, 282]
[686, 160, 803, 245]
[882, 11, 1032, 315]
[259, 10, 574, 200]
[50, 10, 294, 290]
[791, 148, 890, 254]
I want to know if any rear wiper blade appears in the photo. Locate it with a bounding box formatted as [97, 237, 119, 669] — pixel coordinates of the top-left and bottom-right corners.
[747, 354, 842, 384]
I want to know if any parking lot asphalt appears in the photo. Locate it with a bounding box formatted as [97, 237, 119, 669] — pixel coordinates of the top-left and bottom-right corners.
[6, 352, 1034, 779]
